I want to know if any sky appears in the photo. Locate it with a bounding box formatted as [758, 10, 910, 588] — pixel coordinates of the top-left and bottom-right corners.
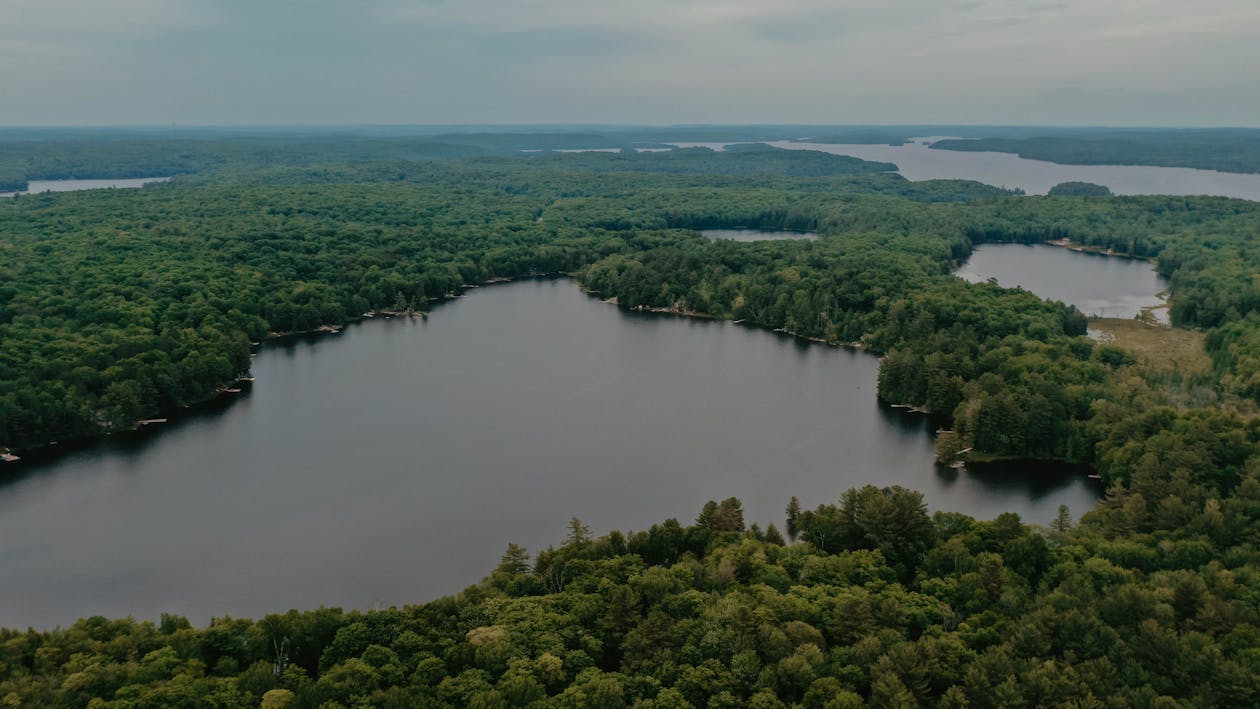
[4, 0, 1259, 126]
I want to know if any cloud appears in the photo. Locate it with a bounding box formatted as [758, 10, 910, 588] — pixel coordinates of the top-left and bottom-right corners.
[1, 0, 1257, 124]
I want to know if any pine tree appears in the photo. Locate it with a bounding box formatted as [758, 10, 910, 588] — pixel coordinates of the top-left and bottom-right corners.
[786, 496, 802, 542]
[565, 517, 591, 548]
[497, 543, 531, 575]
[764, 523, 786, 546]
[716, 497, 745, 532]
[1050, 504, 1073, 534]
[696, 501, 720, 530]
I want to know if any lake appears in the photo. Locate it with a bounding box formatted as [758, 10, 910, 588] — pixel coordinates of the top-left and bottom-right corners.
[672, 141, 1260, 200]
[0, 279, 1099, 628]
[1, 177, 170, 198]
[701, 229, 818, 242]
[956, 243, 1170, 322]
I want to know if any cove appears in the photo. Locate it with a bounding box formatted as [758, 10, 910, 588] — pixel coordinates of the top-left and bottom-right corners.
[956, 243, 1170, 322]
[0, 279, 1100, 628]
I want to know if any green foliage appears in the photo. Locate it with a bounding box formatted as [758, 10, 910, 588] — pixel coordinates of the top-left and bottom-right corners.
[1048, 181, 1113, 197]
[3, 488, 1258, 707]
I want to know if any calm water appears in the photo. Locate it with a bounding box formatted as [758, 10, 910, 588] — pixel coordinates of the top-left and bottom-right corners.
[672, 141, 1260, 200]
[701, 228, 818, 242]
[956, 243, 1169, 321]
[1, 177, 170, 198]
[0, 280, 1099, 628]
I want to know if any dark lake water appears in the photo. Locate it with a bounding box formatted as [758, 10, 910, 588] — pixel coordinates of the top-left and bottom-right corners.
[0, 177, 170, 198]
[701, 229, 818, 242]
[956, 243, 1170, 322]
[0, 279, 1100, 628]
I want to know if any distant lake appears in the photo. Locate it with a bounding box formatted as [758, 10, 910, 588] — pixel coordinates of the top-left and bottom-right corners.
[1, 177, 170, 198]
[673, 141, 1260, 200]
[0, 279, 1099, 628]
[701, 228, 818, 242]
[956, 243, 1170, 322]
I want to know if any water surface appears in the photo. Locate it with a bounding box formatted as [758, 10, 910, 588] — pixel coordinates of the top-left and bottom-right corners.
[673, 141, 1260, 200]
[956, 243, 1169, 321]
[0, 280, 1099, 628]
[701, 229, 818, 242]
[1, 177, 170, 198]
[780, 141, 1260, 200]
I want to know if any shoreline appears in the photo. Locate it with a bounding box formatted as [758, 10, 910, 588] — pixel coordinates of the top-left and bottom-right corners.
[1043, 237, 1158, 264]
[582, 288, 867, 350]
[3, 272, 571, 460]
[969, 238, 1173, 325]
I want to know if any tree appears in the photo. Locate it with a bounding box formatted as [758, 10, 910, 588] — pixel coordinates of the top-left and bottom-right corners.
[764, 523, 786, 546]
[715, 498, 745, 533]
[786, 497, 801, 542]
[566, 518, 592, 548]
[497, 543, 531, 575]
[697, 501, 720, 530]
[1050, 505, 1073, 534]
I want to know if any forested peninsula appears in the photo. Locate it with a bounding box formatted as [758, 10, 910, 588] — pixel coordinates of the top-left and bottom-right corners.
[2, 138, 1260, 705]
[931, 129, 1260, 174]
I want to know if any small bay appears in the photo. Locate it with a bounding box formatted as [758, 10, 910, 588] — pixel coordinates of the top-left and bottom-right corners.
[956, 243, 1169, 322]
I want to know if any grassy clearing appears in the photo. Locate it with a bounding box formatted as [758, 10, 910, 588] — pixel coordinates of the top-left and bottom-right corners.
[1088, 317, 1211, 376]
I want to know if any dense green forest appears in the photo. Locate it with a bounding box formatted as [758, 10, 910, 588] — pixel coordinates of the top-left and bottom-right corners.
[1046, 182, 1112, 197]
[3, 138, 1260, 705]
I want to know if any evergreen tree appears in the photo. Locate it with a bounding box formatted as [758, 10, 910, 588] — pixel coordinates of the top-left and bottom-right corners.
[786, 497, 801, 542]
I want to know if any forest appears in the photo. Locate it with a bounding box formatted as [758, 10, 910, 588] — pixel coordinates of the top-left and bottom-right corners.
[2, 138, 1260, 705]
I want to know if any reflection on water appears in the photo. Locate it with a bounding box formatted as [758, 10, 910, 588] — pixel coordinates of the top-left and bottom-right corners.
[0, 279, 1099, 628]
[956, 243, 1169, 321]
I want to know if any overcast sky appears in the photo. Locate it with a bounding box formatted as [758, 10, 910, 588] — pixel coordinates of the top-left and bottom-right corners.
[4, 0, 1258, 126]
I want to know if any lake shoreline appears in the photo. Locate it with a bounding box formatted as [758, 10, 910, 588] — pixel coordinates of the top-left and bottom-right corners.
[958, 241, 1170, 323]
[0, 176, 172, 199]
[582, 287, 867, 350]
[1043, 237, 1157, 263]
[1, 272, 573, 461]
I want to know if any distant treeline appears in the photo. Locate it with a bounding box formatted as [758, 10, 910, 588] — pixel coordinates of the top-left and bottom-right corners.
[8, 125, 1260, 193]
[933, 129, 1260, 174]
[0, 136, 893, 194]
